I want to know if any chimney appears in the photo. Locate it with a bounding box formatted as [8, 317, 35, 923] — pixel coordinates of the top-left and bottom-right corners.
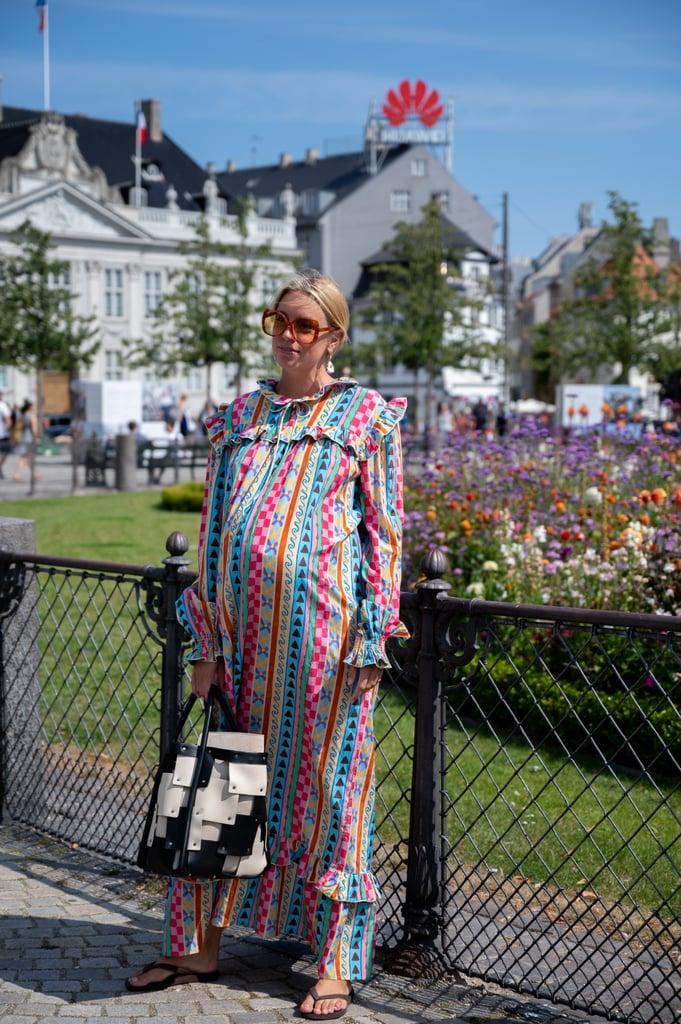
[226, 159, 237, 173]
[652, 217, 670, 268]
[279, 152, 293, 168]
[305, 147, 319, 165]
[141, 99, 162, 143]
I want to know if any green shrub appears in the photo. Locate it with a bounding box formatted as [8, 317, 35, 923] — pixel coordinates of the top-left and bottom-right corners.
[159, 481, 204, 512]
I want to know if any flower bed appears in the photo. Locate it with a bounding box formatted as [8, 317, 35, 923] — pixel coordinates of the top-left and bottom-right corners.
[402, 421, 681, 774]
[403, 421, 681, 615]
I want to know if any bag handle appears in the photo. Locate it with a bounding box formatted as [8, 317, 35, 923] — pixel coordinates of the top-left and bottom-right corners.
[173, 685, 240, 869]
[174, 684, 239, 742]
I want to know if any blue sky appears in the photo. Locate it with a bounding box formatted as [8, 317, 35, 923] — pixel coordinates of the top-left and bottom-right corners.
[2, 0, 680, 260]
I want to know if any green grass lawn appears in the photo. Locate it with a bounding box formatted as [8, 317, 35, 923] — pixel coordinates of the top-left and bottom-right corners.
[0, 490, 202, 565]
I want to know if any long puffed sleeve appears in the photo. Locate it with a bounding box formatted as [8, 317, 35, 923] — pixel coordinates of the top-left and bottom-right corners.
[175, 407, 232, 662]
[345, 397, 410, 668]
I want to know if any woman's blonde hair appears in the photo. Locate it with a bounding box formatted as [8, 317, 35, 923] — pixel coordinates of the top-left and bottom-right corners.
[273, 268, 349, 345]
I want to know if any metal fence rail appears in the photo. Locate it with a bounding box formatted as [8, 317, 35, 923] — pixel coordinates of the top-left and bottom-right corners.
[0, 538, 679, 1024]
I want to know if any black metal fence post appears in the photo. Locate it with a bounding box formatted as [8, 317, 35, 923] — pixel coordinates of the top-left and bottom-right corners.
[158, 531, 192, 760]
[386, 546, 451, 977]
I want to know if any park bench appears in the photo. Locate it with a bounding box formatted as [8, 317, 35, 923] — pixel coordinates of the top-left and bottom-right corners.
[82, 436, 210, 487]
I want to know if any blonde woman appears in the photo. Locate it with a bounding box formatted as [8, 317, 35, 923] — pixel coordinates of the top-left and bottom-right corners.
[127, 270, 408, 1021]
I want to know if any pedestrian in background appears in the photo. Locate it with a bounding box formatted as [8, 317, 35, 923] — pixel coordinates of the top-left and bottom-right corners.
[0, 391, 12, 478]
[13, 399, 40, 482]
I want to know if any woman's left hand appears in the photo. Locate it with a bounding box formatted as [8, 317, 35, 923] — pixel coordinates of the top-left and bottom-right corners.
[350, 665, 383, 702]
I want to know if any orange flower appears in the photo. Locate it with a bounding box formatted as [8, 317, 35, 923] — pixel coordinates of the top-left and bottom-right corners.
[461, 518, 471, 531]
[651, 487, 666, 506]
[567, 406, 575, 418]
[617, 513, 629, 524]
[606, 493, 617, 504]
[554, 500, 566, 513]
[426, 507, 437, 521]
[638, 490, 651, 505]
[579, 404, 588, 417]
[523, 532, 533, 543]
[672, 485, 681, 507]
[639, 513, 650, 525]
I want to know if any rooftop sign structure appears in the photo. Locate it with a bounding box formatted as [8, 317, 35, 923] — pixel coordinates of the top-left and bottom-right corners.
[365, 79, 454, 172]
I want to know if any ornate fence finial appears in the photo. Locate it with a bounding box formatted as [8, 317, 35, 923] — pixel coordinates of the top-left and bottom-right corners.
[418, 546, 450, 593]
[166, 531, 189, 557]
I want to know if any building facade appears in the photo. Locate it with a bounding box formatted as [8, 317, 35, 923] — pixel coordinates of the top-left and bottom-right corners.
[0, 100, 298, 431]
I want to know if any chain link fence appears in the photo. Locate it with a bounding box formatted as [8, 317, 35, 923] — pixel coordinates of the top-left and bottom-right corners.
[0, 539, 679, 1023]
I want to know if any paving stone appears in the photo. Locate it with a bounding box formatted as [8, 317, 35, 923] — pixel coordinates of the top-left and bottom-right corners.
[0, 823, 673, 1024]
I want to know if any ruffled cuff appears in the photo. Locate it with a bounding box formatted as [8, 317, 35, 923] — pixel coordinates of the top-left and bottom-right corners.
[185, 636, 218, 663]
[314, 867, 382, 903]
[344, 623, 410, 669]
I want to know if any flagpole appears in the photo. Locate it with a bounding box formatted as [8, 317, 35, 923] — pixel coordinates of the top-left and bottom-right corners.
[42, 3, 51, 109]
[135, 99, 141, 208]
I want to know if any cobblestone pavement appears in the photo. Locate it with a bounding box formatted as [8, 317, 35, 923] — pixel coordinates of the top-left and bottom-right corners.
[0, 823, 612, 1024]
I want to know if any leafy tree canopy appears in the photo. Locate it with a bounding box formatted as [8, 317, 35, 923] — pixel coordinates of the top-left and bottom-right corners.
[124, 209, 286, 402]
[0, 220, 99, 375]
[531, 192, 681, 387]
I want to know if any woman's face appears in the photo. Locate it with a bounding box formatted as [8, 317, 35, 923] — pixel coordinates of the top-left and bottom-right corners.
[270, 291, 338, 380]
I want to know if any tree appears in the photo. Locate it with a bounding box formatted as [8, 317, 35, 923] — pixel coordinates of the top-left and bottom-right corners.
[531, 192, 675, 387]
[0, 220, 100, 418]
[124, 209, 281, 404]
[354, 199, 499, 434]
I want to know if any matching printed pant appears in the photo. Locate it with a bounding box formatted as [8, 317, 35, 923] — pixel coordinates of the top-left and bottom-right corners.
[162, 868, 377, 980]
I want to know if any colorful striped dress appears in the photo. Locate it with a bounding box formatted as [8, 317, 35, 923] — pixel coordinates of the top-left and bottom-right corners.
[171, 377, 408, 979]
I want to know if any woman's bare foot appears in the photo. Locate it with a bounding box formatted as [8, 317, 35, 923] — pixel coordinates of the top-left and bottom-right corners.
[126, 952, 219, 990]
[298, 979, 353, 1018]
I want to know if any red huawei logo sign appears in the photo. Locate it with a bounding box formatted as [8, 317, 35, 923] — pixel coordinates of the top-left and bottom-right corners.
[382, 80, 444, 128]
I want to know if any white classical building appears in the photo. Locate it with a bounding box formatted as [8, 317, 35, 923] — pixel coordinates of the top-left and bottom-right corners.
[0, 100, 298, 429]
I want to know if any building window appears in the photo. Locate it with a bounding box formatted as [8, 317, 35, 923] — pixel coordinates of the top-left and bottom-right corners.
[301, 190, 318, 217]
[49, 265, 72, 313]
[432, 190, 449, 213]
[184, 367, 202, 391]
[261, 272, 281, 304]
[411, 158, 427, 177]
[104, 268, 124, 317]
[144, 271, 163, 317]
[390, 190, 411, 213]
[104, 349, 124, 381]
[49, 266, 71, 289]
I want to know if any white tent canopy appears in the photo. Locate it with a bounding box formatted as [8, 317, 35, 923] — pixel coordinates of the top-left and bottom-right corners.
[511, 398, 556, 414]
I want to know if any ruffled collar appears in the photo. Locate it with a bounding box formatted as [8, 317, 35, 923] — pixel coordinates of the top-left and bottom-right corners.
[257, 377, 356, 406]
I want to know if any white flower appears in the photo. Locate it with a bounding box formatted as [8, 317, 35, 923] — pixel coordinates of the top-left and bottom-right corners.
[534, 525, 547, 544]
[585, 486, 602, 505]
[482, 560, 498, 572]
[466, 581, 485, 596]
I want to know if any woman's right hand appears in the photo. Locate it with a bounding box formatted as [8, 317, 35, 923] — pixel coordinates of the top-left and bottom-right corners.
[190, 660, 219, 699]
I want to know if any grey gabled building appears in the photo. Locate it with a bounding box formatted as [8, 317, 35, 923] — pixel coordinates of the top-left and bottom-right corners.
[218, 142, 497, 298]
[218, 141, 503, 423]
